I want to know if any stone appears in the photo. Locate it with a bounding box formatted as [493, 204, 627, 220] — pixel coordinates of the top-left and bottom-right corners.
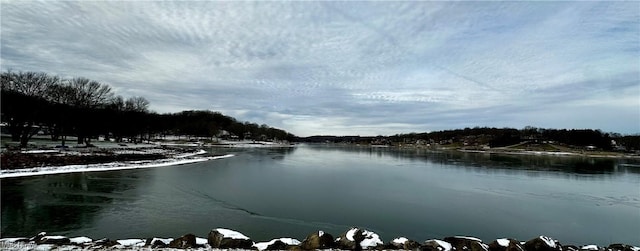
[300, 231, 336, 250]
[391, 237, 421, 250]
[336, 227, 383, 250]
[38, 236, 70, 245]
[444, 236, 490, 251]
[424, 239, 454, 251]
[207, 228, 254, 249]
[169, 234, 197, 249]
[523, 236, 561, 251]
[488, 238, 525, 251]
[607, 244, 637, 251]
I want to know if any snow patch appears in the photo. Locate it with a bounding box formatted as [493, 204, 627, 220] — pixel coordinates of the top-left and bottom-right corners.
[392, 237, 409, 245]
[41, 236, 67, 241]
[630, 246, 640, 251]
[539, 236, 557, 248]
[428, 239, 453, 251]
[318, 231, 324, 237]
[346, 228, 358, 241]
[116, 239, 145, 247]
[455, 236, 483, 242]
[21, 150, 59, 154]
[581, 245, 598, 250]
[0, 154, 234, 178]
[69, 237, 92, 244]
[195, 237, 207, 245]
[215, 228, 250, 240]
[497, 239, 510, 247]
[253, 238, 300, 251]
[0, 238, 27, 242]
[151, 238, 173, 245]
[360, 230, 382, 249]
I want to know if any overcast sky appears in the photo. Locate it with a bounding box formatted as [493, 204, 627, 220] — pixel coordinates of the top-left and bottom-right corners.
[1, 1, 638, 136]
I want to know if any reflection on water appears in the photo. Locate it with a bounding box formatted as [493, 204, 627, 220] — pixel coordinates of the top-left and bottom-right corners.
[1, 172, 142, 237]
[1, 145, 639, 246]
[307, 144, 640, 176]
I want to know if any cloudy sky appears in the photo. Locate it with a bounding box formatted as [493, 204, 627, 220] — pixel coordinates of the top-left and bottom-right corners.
[1, 1, 638, 136]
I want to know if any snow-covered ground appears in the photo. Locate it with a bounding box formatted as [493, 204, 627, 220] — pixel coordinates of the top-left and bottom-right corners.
[0, 151, 234, 178]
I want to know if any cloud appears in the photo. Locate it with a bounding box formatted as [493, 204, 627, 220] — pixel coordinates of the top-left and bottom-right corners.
[2, 1, 638, 136]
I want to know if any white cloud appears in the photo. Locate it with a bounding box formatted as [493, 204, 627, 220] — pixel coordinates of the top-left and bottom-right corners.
[2, 1, 638, 136]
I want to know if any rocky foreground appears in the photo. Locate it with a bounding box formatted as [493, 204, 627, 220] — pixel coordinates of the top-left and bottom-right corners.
[0, 227, 637, 251]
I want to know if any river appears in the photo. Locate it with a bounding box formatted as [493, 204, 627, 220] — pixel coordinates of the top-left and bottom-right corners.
[2, 144, 639, 246]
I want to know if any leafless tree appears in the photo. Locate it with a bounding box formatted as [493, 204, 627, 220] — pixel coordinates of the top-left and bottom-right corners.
[125, 96, 150, 112]
[67, 77, 114, 108]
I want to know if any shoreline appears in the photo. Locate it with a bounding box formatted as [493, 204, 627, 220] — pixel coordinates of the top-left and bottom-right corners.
[0, 150, 234, 179]
[0, 227, 637, 251]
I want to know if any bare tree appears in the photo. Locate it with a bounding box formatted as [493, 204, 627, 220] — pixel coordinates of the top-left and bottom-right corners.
[125, 96, 150, 112]
[1, 71, 60, 97]
[0, 71, 61, 147]
[67, 77, 114, 108]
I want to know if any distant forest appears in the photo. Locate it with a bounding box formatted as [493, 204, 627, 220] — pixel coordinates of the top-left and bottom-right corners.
[301, 127, 640, 152]
[1, 71, 295, 147]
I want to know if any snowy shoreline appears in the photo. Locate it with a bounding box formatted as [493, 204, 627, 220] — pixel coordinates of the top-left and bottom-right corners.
[0, 227, 637, 251]
[0, 151, 234, 179]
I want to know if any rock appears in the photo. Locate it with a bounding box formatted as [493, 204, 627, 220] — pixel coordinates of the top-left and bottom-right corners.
[581, 245, 600, 251]
[488, 238, 525, 251]
[69, 236, 93, 246]
[169, 234, 197, 248]
[391, 237, 421, 250]
[444, 236, 490, 251]
[424, 239, 454, 251]
[300, 231, 336, 250]
[254, 238, 302, 251]
[207, 228, 254, 249]
[38, 236, 70, 245]
[29, 232, 47, 243]
[564, 245, 580, 251]
[336, 227, 383, 250]
[145, 238, 172, 248]
[92, 238, 119, 247]
[523, 236, 561, 251]
[607, 244, 639, 251]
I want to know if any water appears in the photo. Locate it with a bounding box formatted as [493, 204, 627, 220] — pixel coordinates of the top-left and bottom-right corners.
[2, 145, 639, 246]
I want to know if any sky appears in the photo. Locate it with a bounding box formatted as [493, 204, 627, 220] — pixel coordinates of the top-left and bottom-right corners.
[1, 1, 639, 136]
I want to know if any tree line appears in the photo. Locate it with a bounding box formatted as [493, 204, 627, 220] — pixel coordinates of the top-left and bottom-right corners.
[1, 70, 295, 147]
[301, 126, 640, 152]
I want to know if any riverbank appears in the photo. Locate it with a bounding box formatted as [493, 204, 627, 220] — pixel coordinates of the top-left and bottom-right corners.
[0, 137, 295, 177]
[0, 227, 637, 251]
[0, 144, 234, 178]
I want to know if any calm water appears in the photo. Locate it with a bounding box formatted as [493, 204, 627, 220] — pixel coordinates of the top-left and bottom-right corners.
[2, 145, 639, 245]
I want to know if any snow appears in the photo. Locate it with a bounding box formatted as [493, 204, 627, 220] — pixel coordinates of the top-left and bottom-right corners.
[346, 228, 358, 241]
[253, 238, 301, 251]
[581, 245, 598, 250]
[116, 239, 145, 247]
[539, 236, 557, 248]
[0, 153, 234, 178]
[392, 237, 409, 245]
[215, 228, 250, 240]
[497, 238, 510, 247]
[69, 237, 92, 244]
[21, 150, 59, 154]
[195, 237, 207, 245]
[151, 238, 173, 245]
[41, 236, 67, 241]
[631, 246, 640, 251]
[427, 239, 453, 251]
[454, 236, 483, 242]
[360, 230, 382, 249]
[0, 238, 27, 242]
[318, 231, 324, 237]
